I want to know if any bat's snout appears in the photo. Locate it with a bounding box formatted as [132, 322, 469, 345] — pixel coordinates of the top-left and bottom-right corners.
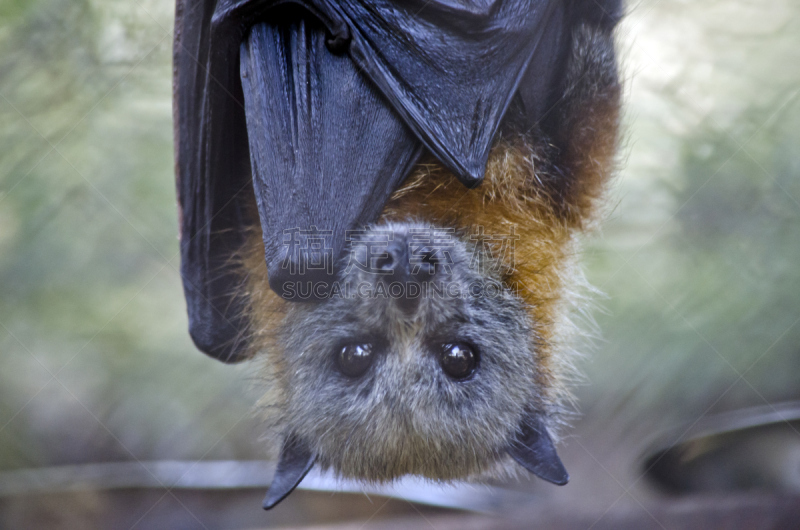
[374, 238, 411, 276]
[374, 233, 444, 316]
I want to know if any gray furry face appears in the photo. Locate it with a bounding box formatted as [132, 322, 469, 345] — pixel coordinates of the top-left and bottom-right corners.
[278, 222, 544, 481]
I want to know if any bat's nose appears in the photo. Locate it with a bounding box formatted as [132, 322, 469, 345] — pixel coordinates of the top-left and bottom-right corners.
[375, 237, 440, 280]
[373, 236, 441, 317]
[375, 239, 411, 276]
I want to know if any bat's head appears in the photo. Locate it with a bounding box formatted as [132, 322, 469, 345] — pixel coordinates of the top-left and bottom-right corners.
[258, 221, 567, 505]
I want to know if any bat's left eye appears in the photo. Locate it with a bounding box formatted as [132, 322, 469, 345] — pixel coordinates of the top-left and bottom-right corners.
[337, 344, 374, 378]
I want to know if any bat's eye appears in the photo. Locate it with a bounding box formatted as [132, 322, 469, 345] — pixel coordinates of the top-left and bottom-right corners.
[337, 344, 374, 378]
[440, 342, 478, 380]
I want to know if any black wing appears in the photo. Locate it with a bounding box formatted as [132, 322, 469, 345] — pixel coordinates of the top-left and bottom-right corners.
[239, 15, 423, 300]
[174, 0, 569, 362]
[174, 0, 255, 363]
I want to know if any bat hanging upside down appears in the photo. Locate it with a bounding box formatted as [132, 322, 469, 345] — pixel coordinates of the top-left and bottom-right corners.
[173, 0, 622, 509]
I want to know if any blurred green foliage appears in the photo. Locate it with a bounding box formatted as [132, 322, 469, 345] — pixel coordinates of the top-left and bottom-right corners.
[582, 0, 800, 441]
[0, 0, 260, 471]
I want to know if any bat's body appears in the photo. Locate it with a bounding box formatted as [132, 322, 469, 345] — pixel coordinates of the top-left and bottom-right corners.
[174, 0, 622, 508]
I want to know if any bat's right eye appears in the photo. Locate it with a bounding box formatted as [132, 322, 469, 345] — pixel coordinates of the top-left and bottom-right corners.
[439, 342, 478, 381]
[336, 344, 374, 378]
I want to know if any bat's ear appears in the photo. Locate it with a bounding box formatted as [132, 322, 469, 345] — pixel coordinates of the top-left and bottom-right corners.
[263, 434, 316, 510]
[507, 413, 569, 486]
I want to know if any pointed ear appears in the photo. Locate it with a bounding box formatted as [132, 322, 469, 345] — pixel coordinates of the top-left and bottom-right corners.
[507, 413, 569, 485]
[262, 434, 316, 510]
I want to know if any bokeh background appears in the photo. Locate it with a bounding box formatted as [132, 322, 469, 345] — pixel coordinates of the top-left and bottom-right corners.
[1, 0, 799, 528]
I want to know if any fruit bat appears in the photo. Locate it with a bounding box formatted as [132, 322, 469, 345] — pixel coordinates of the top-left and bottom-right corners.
[173, 0, 623, 510]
